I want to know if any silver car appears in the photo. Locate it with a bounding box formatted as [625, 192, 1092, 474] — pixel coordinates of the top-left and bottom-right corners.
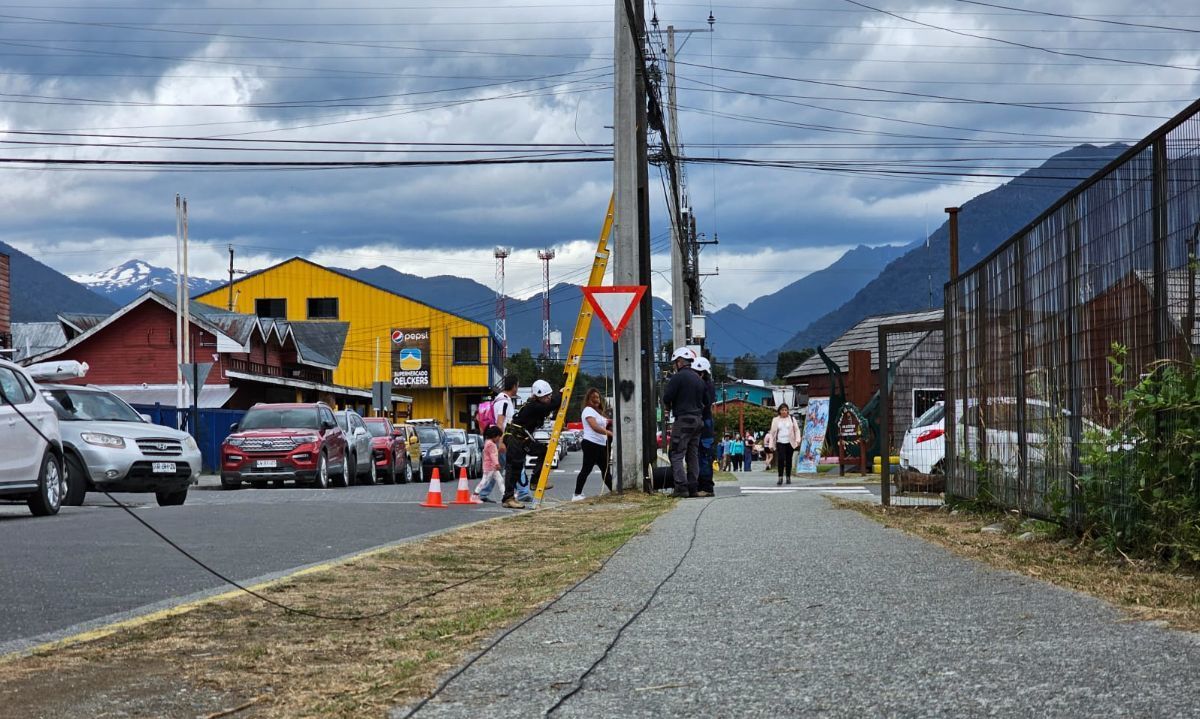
[41, 384, 200, 507]
[335, 409, 377, 486]
[444, 428, 478, 479]
[0, 358, 65, 516]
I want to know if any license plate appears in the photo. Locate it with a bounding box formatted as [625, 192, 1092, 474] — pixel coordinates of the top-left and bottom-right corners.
[152, 462, 176, 474]
[256, 459, 278, 469]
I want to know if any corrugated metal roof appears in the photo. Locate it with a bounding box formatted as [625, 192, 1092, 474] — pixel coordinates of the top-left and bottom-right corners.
[11, 322, 67, 361]
[287, 321, 349, 367]
[785, 309, 943, 379]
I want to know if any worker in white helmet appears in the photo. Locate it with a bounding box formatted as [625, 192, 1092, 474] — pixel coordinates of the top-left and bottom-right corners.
[662, 346, 705, 497]
[691, 356, 717, 497]
[501, 379, 560, 509]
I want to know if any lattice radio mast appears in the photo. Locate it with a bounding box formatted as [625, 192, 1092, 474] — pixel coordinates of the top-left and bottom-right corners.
[494, 246, 510, 361]
[537, 248, 556, 357]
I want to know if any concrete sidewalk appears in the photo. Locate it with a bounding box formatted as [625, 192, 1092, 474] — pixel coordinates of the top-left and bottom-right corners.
[395, 479, 1200, 718]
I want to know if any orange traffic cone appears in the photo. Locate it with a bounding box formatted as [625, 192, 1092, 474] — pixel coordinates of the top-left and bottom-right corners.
[452, 466, 482, 505]
[420, 467, 448, 509]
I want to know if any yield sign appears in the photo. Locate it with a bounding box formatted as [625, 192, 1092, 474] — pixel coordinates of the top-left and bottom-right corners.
[582, 285, 647, 341]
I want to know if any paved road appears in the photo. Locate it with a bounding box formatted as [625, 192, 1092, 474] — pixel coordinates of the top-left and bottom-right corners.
[398, 473, 1200, 718]
[0, 448, 602, 653]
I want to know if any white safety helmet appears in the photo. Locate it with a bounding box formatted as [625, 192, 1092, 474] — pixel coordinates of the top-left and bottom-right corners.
[671, 346, 696, 364]
[692, 357, 711, 373]
[531, 379, 553, 398]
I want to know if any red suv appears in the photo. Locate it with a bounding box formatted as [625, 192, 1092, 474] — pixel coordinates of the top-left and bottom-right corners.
[362, 417, 413, 484]
[220, 402, 349, 489]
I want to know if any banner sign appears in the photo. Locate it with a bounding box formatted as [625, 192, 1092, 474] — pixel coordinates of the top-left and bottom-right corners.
[391, 327, 431, 388]
[797, 398, 830, 473]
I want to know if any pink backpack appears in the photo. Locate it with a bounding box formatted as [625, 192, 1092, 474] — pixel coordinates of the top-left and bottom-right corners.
[476, 396, 499, 429]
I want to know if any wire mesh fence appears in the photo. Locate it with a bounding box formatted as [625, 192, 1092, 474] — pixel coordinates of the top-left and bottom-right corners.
[879, 322, 945, 507]
[945, 98, 1200, 524]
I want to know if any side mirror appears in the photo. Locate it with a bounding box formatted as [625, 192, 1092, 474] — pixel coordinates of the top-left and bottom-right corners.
[322, 420, 337, 431]
[229, 422, 239, 432]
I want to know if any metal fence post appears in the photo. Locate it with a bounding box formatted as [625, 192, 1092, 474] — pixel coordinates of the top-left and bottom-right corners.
[976, 270, 989, 501]
[1014, 241, 1028, 513]
[1065, 200, 1084, 526]
[943, 297, 956, 499]
[1152, 137, 1169, 362]
[879, 326, 890, 506]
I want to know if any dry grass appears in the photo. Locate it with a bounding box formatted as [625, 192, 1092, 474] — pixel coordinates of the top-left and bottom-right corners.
[834, 498, 1200, 632]
[0, 494, 674, 719]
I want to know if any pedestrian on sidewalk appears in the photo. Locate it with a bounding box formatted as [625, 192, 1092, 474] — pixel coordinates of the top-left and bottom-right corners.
[473, 425, 505, 502]
[662, 346, 705, 497]
[743, 431, 754, 472]
[573, 388, 613, 500]
[767, 403, 802, 485]
[502, 379, 561, 509]
[692, 357, 717, 497]
[729, 435, 743, 472]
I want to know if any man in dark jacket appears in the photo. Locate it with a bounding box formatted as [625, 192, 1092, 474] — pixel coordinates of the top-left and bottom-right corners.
[502, 379, 561, 509]
[692, 356, 717, 497]
[662, 347, 705, 497]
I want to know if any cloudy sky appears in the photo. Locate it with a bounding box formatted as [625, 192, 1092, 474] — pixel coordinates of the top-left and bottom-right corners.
[1, 0, 1198, 311]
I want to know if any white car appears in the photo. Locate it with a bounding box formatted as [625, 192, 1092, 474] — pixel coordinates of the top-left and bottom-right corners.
[899, 398, 1102, 478]
[524, 428, 564, 470]
[0, 358, 65, 516]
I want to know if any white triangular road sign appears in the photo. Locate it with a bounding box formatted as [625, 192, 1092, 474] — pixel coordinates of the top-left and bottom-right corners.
[582, 286, 647, 341]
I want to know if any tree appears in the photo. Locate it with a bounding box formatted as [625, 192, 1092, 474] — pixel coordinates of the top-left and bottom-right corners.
[775, 348, 815, 382]
[733, 354, 760, 380]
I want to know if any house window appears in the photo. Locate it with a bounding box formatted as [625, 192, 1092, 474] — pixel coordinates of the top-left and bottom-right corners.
[255, 298, 287, 319]
[306, 297, 339, 320]
[453, 337, 483, 364]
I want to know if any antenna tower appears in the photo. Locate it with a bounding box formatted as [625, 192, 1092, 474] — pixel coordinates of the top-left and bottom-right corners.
[494, 246, 510, 360]
[537, 248, 556, 357]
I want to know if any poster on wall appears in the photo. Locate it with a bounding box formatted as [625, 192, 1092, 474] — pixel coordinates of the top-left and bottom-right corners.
[391, 328, 432, 388]
[796, 398, 830, 473]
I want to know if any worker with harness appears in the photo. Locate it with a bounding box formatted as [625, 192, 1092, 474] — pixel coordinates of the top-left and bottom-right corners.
[501, 379, 562, 509]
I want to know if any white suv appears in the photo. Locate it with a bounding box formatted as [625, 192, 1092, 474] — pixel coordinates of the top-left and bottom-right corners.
[0, 358, 65, 516]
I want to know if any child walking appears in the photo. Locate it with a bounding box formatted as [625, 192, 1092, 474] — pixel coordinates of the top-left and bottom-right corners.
[473, 425, 505, 503]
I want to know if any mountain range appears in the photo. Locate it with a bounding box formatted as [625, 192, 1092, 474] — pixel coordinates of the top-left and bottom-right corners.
[70, 260, 224, 305]
[0, 240, 116, 322]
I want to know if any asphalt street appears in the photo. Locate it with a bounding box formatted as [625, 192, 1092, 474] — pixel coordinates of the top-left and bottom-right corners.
[0, 448, 603, 654]
[399, 473, 1200, 718]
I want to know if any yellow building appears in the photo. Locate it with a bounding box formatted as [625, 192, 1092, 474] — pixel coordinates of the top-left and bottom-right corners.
[195, 258, 499, 427]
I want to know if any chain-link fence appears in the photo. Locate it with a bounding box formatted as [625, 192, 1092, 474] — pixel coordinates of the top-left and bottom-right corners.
[879, 321, 944, 507]
[945, 98, 1200, 522]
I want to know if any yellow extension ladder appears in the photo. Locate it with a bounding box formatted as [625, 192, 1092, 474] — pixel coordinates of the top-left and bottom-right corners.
[533, 195, 615, 506]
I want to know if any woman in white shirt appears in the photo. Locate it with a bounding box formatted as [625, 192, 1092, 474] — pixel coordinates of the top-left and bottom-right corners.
[573, 388, 613, 500]
[767, 404, 802, 485]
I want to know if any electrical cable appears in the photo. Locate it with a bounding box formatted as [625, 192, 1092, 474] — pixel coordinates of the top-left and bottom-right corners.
[0, 377, 643, 623]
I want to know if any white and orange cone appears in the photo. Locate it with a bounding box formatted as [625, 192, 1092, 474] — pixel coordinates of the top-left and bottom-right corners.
[452, 466, 482, 505]
[420, 467, 448, 509]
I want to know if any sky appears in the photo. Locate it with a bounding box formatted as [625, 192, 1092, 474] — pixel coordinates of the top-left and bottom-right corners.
[1, 0, 1198, 311]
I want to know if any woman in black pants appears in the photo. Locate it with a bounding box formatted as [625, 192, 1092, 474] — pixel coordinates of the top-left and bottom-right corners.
[767, 403, 801, 485]
[573, 388, 613, 500]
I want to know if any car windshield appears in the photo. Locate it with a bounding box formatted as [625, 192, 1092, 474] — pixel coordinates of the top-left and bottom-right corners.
[445, 429, 467, 444]
[240, 408, 320, 430]
[44, 389, 142, 422]
[913, 403, 945, 428]
[335, 413, 350, 431]
[364, 420, 390, 438]
[415, 427, 441, 445]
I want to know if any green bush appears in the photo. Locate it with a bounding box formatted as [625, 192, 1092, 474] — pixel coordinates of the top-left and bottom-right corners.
[1079, 344, 1200, 566]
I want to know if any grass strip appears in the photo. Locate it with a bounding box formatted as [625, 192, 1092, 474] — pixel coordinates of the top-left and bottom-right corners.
[0, 494, 674, 719]
[833, 499, 1200, 632]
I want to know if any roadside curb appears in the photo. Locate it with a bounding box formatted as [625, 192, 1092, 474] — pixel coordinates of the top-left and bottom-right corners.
[0, 501, 575, 662]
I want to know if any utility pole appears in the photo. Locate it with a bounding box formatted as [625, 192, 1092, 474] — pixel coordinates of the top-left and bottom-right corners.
[614, 0, 647, 491]
[667, 25, 688, 351]
[634, 0, 656, 486]
[175, 195, 184, 413]
[227, 245, 235, 311]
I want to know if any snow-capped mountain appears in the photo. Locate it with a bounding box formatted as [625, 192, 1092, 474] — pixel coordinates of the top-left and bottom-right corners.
[71, 260, 223, 305]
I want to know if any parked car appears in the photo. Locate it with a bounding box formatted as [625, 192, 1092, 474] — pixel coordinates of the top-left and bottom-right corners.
[898, 401, 948, 476]
[409, 419, 454, 482]
[335, 409, 376, 486]
[392, 422, 423, 475]
[524, 428, 564, 470]
[444, 428, 478, 479]
[363, 417, 412, 484]
[467, 433, 484, 478]
[0, 358, 65, 516]
[40, 383, 200, 507]
[220, 402, 348, 489]
[562, 429, 582, 452]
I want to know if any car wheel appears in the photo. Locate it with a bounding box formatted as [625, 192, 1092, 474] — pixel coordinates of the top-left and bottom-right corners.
[361, 455, 377, 486]
[338, 452, 355, 488]
[402, 461, 413, 484]
[314, 452, 331, 489]
[155, 488, 188, 506]
[28, 450, 64, 517]
[220, 477, 240, 490]
[63, 452, 88, 507]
